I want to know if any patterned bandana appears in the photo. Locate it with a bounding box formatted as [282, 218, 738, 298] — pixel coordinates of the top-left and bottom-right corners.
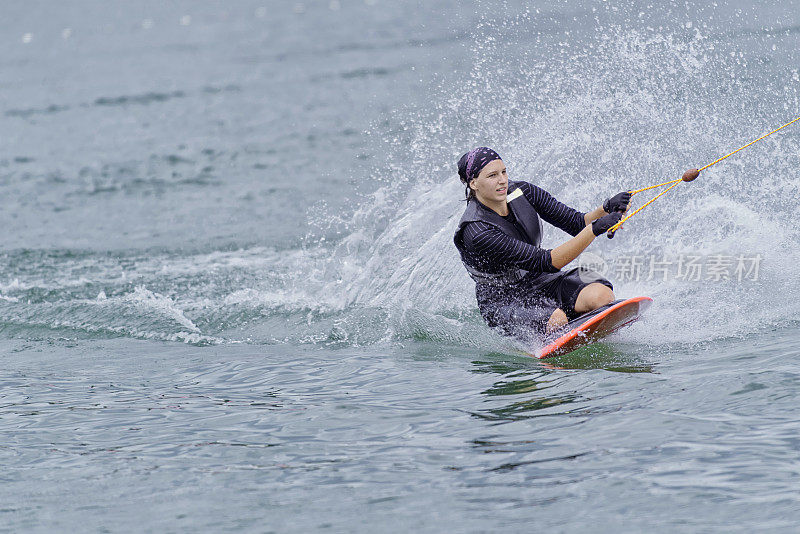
[457, 147, 502, 184]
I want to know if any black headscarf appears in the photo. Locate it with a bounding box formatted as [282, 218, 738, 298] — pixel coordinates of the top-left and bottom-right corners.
[457, 147, 501, 201]
[457, 147, 501, 185]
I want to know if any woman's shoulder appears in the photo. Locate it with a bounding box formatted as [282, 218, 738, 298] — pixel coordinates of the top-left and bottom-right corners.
[509, 180, 544, 193]
[509, 180, 548, 203]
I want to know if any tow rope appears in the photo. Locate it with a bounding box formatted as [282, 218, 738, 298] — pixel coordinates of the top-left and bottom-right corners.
[607, 114, 800, 238]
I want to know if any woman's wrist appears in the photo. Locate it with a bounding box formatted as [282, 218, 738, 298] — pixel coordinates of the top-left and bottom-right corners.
[584, 206, 606, 225]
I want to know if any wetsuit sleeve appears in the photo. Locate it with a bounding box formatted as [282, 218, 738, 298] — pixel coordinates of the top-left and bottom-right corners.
[518, 182, 586, 237]
[463, 222, 559, 273]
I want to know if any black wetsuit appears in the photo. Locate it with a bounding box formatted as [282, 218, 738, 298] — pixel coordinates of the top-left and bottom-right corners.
[454, 180, 612, 339]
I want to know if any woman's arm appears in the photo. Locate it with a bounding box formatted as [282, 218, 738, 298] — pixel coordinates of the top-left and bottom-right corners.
[464, 222, 559, 273]
[551, 211, 623, 269]
[583, 206, 606, 225]
[550, 226, 596, 269]
[520, 183, 586, 236]
[522, 182, 630, 233]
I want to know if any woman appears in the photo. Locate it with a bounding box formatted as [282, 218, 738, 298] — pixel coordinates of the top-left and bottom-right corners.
[453, 147, 630, 339]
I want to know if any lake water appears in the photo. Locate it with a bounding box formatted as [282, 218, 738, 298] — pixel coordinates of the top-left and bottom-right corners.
[2, 1, 800, 531]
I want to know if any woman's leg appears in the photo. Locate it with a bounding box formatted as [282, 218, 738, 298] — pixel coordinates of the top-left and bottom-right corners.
[525, 268, 613, 321]
[546, 308, 568, 333]
[490, 300, 559, 339]
[573, 282, 615, 314]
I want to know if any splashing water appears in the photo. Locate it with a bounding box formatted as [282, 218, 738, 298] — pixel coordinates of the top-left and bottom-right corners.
[2, 5, 798, 349]
[297, 14, 800, 348]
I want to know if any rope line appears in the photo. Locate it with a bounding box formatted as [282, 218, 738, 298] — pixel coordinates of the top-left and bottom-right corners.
[629, 178, 681, 195]
[607, 114, 800, 236]
[609, 180, 682, 236]
[697, 114, 800, 172]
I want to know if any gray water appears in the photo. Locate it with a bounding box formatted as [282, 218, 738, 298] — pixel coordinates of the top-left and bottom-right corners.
[2, 0, 800, 532]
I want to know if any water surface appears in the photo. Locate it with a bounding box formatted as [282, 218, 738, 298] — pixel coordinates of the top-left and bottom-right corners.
[2, 0, 800, 531]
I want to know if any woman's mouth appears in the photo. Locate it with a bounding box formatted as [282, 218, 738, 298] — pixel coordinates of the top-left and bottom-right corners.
[496, 186, 507, 194]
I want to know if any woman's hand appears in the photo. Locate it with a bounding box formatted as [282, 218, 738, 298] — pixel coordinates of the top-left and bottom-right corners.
[591, 211, 623, 236]
[603, 191, 631, 213]
[554, 205, 625, 270]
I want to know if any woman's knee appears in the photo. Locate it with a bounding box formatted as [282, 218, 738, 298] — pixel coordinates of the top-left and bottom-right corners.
[574, 283, 614, 312]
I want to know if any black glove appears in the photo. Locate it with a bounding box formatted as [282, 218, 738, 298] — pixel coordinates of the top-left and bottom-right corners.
[592, 211, 623, 236]
[603, 191, 631, 213]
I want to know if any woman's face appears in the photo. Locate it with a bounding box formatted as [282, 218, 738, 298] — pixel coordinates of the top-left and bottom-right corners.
[470, 159, 507, 204]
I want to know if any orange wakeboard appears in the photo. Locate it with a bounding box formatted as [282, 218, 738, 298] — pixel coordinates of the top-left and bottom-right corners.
[535, 296, 652, 359]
